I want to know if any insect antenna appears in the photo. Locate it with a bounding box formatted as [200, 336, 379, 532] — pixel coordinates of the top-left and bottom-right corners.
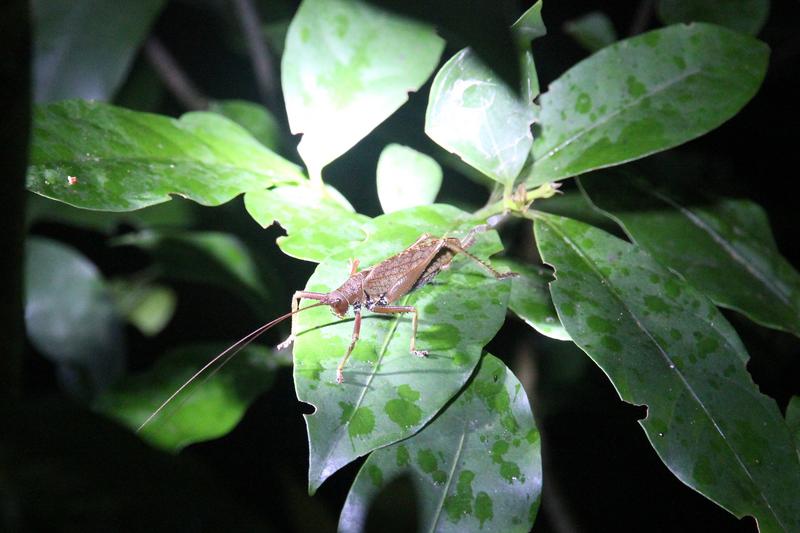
[136, 302, 326, 432]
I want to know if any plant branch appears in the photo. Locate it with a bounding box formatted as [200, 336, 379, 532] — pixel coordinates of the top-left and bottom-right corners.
[232, 0, 279, 112]
[144, 37, 209, 111]
[0, 0, 30, 400]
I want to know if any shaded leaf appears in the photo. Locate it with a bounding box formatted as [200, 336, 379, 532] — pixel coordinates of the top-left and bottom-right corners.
[245, 184, 370, 263]
[658, 0, 770, 36]
[33, 0, 164, 102]
[376, 144, 442, 214]
[113, 230, 270, 315]
[24, 237, 125, 397]
[534, 212, 800, 532]
[528, 24, 769, 185]
[511, 0, 546, 46]
[787, 397, 800, 456]
[209, 99, 282, 151]
[293, 205, 512, 491]
[95, 343, 277, 451]
[563, 11, 618, 52]
[340, 354, 541, 532]
[110, 280, 177, 336]
[580, 172, 800, 337]
[282, 0, 444, 176]
[493, 258, 569, 341]
[27, 100, 304, 211]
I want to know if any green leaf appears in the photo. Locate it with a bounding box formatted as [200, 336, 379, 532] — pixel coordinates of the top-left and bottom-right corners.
[113, 230, 270, 315]
[339, 354, 541, 532]
[95, 343, 276, 451]
[658, 0, 770, 36]
[245, 184, 370, 263]
[580, 172, 800, 337]
[511, 1, 546, 47]
[27, 100, 304, 211]
[787, 397, 800, 457]
[534, 212, 800, 532]
[563, 11, 618, 52]
[282, 0, 444, 176]
[110, 280, 177, 336]
[376, 144, 442, 214]
[25, 237, 125, 397]
[493, 258, 569, 341]
[528, 24, 769, 186]
[209, 99, 282, 151]
[293, 205, 512, 492]
[425, 49, 536, 186]
[33, 0, 165, 102]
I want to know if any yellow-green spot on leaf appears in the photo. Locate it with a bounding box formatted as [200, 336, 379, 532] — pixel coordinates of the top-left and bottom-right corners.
[417, 448, 446, 485]
[698, 336, 719, 357]
[626, 75, 647, 98]
[526, 428, 540, 445]
[586, 315, 616, 333]
[397, 384, 421, 402]
[644, 295, 670, 313]
[348, 406, 375, 438]
[385, 397, 423, 430]
[397, 445, 410, 467]
[425, 303, 439, 314]
[444, 470, 475, 522]
[490, 440, 523, 483]
[338, 401, 354, 424]
[601, 335, 622, 352]
[575, 92, 592, 114]
[367, 463, 383, 487]
[475, 491, 494, 528]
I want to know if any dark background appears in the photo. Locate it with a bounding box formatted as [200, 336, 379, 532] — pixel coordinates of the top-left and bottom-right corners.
[3, 1, 799, 531]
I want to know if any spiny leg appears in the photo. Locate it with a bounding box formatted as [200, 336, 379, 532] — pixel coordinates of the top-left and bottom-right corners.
[371, 305, 427, 357]
[444, 239, 517, 280]
[336, 308, 362, 383]
[277, 290, 328, 350]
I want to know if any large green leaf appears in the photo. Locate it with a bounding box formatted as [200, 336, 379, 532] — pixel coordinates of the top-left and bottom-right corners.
[376, 144, 442, 214]
[292, 205, 512, 492]
[282, 0, 444, 177]
[658, 0, 770, 36]
[339, 354, 541, 532]
[33, 0, 164, 102]
[494, 258, 569, 341]
[534, 212, 800, 532]
[27, 100, 304, 211]
[580, 172, 800, 337]
[245, 184, 370, 263]
[787, 397, 800, 457]
[528, 24, 769, 186]
[95, 343, 277, 451]
[425, 2, 543, 187]
[24, 237, 125, 397]
[113, 230, 271, 315]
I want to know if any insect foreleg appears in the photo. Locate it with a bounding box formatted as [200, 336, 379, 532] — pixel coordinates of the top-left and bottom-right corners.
[278, 290, 329, 350]
[336, 308, 362, 383]
[370, 305, 428, 357]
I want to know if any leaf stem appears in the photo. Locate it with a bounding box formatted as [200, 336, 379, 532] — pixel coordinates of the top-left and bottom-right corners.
[231, 0, 280, 113]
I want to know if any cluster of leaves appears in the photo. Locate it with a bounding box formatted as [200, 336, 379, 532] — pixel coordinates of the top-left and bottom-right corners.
[23, 0, 799, 531]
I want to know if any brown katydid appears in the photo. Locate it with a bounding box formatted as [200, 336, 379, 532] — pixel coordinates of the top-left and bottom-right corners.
[138, 223, 513, 431]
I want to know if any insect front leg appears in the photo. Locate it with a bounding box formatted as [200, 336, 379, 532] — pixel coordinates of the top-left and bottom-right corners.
[336, 307, 362, 384]
[370, 305, 428, 357]
[277, 291, 329, 350]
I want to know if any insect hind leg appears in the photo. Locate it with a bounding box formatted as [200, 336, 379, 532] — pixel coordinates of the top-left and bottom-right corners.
[444, 239, 517, 280]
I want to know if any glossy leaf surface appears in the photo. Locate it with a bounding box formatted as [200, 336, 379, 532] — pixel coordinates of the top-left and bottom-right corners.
[293, 205, 512, 492]
[245, 184, 370, 263]
[27, 100, 303, 211]
[340, 355, 542, 532]
[282, 0, 444, 175]
[528, 24, 769, 185]
[580, 172, 800, 337]
[534, 212, 800, 532]
[494, 258, 569, 341]
[658, 0, 769, 35]
[209, 99, 282, 151]
[376, 144, 442, 214]
[95, 344, 276, 451]
[33, 0, 164, 102]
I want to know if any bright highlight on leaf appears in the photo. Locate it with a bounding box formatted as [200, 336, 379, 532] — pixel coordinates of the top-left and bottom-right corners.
[376, 144, 442, 214]
[282, 0, 444, 179]
[27, 100, 304, 211]
[528, 23, 769, 185]
[340, 355, 542, 533]
[534, 212, 800, 532]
